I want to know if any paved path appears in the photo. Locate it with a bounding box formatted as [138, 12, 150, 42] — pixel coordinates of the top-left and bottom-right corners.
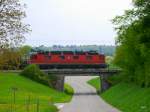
[59, 76, 120, 112]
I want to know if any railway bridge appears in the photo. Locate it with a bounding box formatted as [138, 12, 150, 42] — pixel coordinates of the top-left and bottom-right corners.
[3, 68, 121, 93]
[43, 68, 121, 93]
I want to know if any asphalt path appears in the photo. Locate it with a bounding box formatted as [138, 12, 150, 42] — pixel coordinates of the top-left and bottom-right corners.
[59, 76, 120, 112]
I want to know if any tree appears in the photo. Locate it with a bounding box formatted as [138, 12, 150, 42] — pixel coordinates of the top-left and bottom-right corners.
[0, 0, 30, 69]
[0, 45, 32, 70]
[0, 0, 30, 48]
[0, 49, 20, 69]
[19, 45, 32, 60]
[20, 45, 32, 55]
[113, 0, 150, 87]
[19, 45, 32, 68]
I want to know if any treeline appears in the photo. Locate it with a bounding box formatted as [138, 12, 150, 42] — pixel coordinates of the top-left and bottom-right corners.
[113, 0, 150, 87]
[0, 46, 31, 70]
[32, 45, 116, 56]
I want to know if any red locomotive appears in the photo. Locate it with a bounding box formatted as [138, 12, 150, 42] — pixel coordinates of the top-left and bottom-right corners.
[29, 51, 107, 69]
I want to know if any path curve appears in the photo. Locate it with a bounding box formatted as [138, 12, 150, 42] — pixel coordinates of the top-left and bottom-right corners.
[59, 76, 120, 112]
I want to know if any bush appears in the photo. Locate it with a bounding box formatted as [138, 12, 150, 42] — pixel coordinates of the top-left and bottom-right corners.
[20, 64, 60, 89]
[47, 74, 59, 88]
[20, 64, 49, 86]
[107, 73, 125, 85]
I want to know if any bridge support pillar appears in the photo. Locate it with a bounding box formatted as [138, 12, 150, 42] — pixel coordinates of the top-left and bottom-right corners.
[99, 74, 111, 93]
[54, 75, 65, 92]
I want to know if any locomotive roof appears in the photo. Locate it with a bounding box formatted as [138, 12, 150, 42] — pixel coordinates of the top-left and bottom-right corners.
[36, 51, 100, 55]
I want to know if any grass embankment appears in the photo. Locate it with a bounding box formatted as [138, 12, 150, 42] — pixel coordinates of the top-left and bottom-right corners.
[88, 77, 150, 112]
[0, 72, 74, 112]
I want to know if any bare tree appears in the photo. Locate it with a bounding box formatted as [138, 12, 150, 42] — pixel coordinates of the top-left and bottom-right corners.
[0, 0, 30, 48]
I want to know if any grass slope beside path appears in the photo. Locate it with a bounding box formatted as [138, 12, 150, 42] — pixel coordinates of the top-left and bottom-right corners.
[0, 72, 74, 112]
[88, 77, 150, 112]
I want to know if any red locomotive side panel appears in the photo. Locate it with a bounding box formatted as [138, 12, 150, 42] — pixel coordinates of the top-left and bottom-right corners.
[29, 51, 106, 69]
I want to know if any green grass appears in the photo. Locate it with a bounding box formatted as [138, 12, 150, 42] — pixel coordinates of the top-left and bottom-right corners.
[0, 104, 58, 112]
[87, 77, 100, 91]
[88, 77, 150, 112]
[0, 72, 74, 112]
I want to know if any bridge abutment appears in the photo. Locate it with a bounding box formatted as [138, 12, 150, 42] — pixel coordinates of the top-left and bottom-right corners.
[54, 75, 65, 91]
[99, 74, 111, 93]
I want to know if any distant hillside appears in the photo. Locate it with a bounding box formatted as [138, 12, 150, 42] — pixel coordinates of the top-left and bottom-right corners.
[32, 45, 116, 56]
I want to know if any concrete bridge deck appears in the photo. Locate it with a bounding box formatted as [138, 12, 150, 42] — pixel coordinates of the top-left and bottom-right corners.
[44, 68, 120, 75]
[2, 69, 120, 76]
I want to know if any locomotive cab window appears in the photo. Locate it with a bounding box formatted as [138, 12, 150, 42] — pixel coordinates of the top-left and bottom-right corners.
[73, 55, 79, 59]
[86, 56, 92, 60]
[60, 56, 65, 60]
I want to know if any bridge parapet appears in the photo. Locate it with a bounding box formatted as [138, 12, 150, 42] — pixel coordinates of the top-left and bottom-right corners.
[43, 69, 121, 76]
[1, 68, 121, 75]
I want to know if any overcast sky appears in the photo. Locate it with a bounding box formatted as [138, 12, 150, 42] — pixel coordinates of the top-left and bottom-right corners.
[23, 0, 132, 46]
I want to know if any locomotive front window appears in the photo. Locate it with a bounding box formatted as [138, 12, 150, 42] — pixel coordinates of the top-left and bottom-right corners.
[60, 56, 65, 60]
[86, 56, 92, 60]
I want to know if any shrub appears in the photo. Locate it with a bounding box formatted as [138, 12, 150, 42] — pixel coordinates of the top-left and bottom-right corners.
[47, 74, 59, 88]
[107, 73, 125, 85]
[20, 64, 49, 86]
[20, 64, 60, 89]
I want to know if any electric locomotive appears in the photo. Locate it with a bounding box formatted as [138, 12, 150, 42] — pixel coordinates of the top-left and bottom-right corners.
[29, 51, 107, 69]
